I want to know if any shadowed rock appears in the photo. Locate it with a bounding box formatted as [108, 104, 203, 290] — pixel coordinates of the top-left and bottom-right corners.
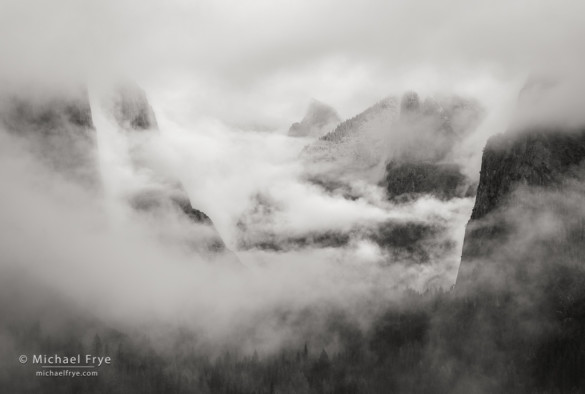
[456, 127, 585, 286]
[0, 83, 237, 262]
[105, 83, 237, 259]
[0, 88, 99, 188]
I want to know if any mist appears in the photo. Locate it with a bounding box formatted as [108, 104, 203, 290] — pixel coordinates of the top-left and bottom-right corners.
[2, 0, 585, 392]
[0, 89, 473, 353]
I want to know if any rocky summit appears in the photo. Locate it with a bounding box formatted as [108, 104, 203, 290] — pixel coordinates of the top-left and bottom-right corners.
[288, 99, 341, 138]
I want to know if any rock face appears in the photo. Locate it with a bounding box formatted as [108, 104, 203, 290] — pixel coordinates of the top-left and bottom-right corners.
[467, 130, 585, 222]
[0, 84, 235, 260]
[0, 88, 99, 188]
[288, 100, 340, 138]
[110, 84, 159, 130]
[104, 83, 235, 257]
[449, 82, 585, 391]
[457, 78, 585, 286]
[456, 127, 585, 285]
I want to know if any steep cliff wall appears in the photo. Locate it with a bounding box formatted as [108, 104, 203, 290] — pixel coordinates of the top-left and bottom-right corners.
[0, 88, 99, 187]
[456, 128, 585, 285]
[104, 83, 234, 256]
[0, 84, 235, 260]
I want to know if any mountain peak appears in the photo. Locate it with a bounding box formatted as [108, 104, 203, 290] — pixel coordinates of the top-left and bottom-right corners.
[400, 91, 421, 116]
[288, 99, 340, 138]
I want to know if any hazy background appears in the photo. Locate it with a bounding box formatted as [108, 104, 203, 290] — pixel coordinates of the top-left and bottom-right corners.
[2, 0, 585, 125]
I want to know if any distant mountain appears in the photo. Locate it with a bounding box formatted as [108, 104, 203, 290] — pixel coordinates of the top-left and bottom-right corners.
[299, 92, 482, 200]
[240, 92, 483, 260]
[301, 97, 399, 186]
[288, 99, 340, 138]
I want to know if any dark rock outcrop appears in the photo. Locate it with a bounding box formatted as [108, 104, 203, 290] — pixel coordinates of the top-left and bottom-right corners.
[0, 89, 99, 187]
[449, 81, 585, 391]
[468, 129, 585, 222]
[456, 128, 585, 285]
[110, 84, 158, 130]
[106, 83, 234, 257]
